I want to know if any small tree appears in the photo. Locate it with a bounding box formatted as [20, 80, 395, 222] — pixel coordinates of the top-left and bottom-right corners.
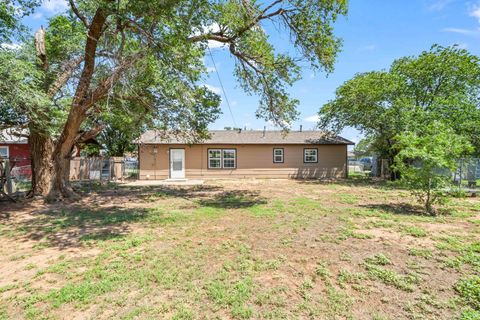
[394, 121, 472, 215]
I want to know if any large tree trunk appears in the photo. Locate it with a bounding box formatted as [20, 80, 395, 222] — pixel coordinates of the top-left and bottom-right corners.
[29, 128, 54, 197]
[47, 107, 87, 200]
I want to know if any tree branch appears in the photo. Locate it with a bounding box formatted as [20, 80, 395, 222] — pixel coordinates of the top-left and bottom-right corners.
[188, 1, 291, 47]
[68, 0, 89, 29]
[75, 124, 105, 143]
[47, 55, 84, 98]
[83, 53, 144, 110]
[73, 7, 109, 110]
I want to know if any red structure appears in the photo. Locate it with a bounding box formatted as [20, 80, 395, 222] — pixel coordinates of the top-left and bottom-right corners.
[0, 143, 30, 166]
[0, 141, 32, 183]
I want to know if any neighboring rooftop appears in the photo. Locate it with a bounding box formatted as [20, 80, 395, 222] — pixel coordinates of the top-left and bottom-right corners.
[0, 129, 28, 144]
[137, 130, 354, 145]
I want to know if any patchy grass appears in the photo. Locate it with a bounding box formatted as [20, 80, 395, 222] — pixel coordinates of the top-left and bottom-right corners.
[0, 179, 478, 319]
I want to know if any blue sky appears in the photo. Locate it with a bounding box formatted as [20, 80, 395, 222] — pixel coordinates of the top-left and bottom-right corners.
[22, 0, 480, 144]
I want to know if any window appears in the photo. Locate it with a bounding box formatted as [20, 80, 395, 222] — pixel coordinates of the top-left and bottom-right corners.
[0, 146, 8, 159]
[222, 149, 236, 168]
[273, 148, 284, 163]
[304, 148, 318, 163]
[208, 149, 236, 169]
[208, 149, 222, 168]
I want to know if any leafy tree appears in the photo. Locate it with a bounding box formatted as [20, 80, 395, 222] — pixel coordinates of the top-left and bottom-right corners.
[353, 137, 374, 158]
[394, 121, 473, 215]
[0, 0, 39, 42]
[319, 45, 480, 173]
[0, 0, 348, 199]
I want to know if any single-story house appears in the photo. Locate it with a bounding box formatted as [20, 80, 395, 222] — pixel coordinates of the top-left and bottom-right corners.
[136, 130, 354, 180]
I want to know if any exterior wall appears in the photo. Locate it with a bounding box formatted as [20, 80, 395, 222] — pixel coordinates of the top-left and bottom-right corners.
[139, 144, 347, 180]
[0, 143, 31, 167]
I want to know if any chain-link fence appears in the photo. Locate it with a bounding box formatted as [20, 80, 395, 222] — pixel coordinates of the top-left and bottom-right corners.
[1, 157, 138, 200]
[348, 157, 373, 176]
[365, 157, 480, 191]
[0, 158, 32, 199]
[454, 158, 480, 190]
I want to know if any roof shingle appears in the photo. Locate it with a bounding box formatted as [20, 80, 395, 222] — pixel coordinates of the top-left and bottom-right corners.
[137, 130, 354, 145]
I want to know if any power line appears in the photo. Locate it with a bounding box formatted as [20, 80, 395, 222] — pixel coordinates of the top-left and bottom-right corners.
[207, 46, 238, 128]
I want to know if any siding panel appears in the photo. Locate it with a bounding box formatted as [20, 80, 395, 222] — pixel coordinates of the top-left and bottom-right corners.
[139, 144, 347, 179]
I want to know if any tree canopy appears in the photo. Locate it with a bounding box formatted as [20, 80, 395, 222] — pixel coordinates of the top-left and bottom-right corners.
[318, 45, 480, 162]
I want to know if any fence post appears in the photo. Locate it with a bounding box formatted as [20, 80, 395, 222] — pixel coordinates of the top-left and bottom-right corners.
[5, 160, 12, 195]
[459, 158, 463, 187]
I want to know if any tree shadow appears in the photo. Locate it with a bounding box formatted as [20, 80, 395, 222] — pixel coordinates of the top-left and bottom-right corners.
[197, 190, 267, 209]
[5, 206, 152, 249]
[2, 184, 266, 249]
[360, 203, 427, 216]
[296, 175, 395, 190]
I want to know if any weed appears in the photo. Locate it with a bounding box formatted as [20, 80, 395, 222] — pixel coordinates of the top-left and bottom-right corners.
[408, 248, 433, 259]
[365, 254, 392, 266]
[206, 276, 254, 319]
[315, 261, 330, 281]
[337, 269, 366, 286]
[460, 308, 480, 320]
[455, 276, 480, 310]
[401, 225, 428, 238]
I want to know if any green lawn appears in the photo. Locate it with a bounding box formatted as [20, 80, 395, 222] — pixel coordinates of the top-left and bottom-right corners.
[0, 178, 479, 319]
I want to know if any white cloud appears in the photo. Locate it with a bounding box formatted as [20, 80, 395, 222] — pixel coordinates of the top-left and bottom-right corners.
[359, 44, 376, 51]
[442, 27, 480, 35]
[206, 66, 216, 72]
[32, 12, 44, 20]
[204, 84, 222, 94]
[303, 115, 319, 123]
[469, 4, 480, 22]
[427, 0, 454, 11]
[455, 42, 468, 49]
[208, 40, 227, 49]
[0, 43, 21, 50]
[41, 0, 68, 13]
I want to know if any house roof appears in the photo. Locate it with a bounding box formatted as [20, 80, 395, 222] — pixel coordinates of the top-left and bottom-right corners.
[0, 129, 28, 144]
[137, 130, 354, 145]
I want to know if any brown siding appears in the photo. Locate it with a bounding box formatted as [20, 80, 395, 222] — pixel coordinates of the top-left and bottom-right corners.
[138, 144, 347, 180]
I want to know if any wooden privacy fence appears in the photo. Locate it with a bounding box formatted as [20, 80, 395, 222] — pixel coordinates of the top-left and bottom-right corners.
[69, 157, 138, 181]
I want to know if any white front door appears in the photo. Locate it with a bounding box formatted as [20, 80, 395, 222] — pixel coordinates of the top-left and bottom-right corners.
[170, 149, 185, 179]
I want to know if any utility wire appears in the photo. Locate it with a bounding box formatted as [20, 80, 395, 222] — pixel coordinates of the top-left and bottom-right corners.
[207, 46, 238, 128]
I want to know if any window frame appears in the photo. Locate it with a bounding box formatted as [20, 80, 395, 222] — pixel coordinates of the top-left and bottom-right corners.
[0, 146, 9, 159]
[208, 149, 222, 169]
[303, 148, 318, 163]
[222, 149, 236, 169]
[207, 148, 237, 169]
[273, 148, 284, 163]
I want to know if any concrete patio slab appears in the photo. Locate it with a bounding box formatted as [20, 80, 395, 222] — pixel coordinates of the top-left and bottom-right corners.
[121, 179, 204, 187]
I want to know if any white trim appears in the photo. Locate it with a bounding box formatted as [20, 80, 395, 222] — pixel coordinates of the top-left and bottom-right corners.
[0, 146, 9, 159]
[208, 149, 222, 168]
[222, 149, 236, 169]
[208, 148, 236, 169]
[169, 149, 185, 179]
[304, 148, 318, 163]
[273, 148, 284, 163]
